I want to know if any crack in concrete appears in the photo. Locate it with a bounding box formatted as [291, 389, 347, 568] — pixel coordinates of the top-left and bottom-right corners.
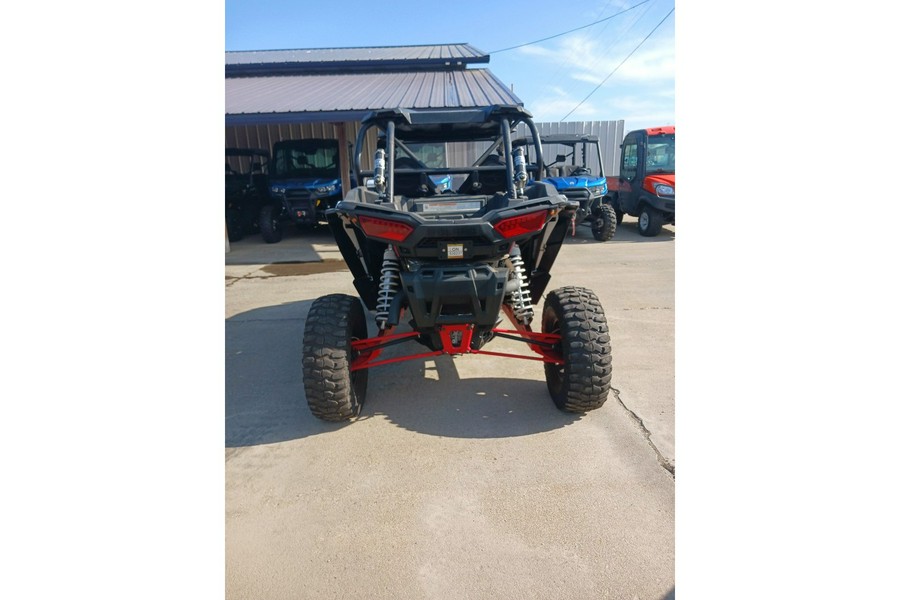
[225, 271, 262, 287]
[612, 387, 675, 479]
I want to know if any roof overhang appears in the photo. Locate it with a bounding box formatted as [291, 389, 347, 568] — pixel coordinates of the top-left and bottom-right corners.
[225, 44, 489, 77]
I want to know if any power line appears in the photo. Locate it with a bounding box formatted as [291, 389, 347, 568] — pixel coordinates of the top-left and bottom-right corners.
[560, 6, 674, 121]
[488, 0, 652, 54]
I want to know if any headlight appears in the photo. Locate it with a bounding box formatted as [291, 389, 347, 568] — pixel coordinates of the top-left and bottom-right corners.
[655, 184, 674, 196]
[315, 185, 336, 195]
[271, 187, 285, 194]
[589, 186, 602, 196]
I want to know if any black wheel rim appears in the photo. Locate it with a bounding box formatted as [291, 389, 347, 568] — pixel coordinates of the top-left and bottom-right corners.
[545, 316, 565, 396]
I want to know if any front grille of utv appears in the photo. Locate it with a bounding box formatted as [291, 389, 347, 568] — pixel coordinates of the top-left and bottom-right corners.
[285, 189, 312, 201]
[561, 188, 590, 201]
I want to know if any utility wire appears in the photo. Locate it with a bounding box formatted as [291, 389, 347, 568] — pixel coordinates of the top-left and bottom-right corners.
[489, 0, 652, 54]
[560, 6, 674, 121]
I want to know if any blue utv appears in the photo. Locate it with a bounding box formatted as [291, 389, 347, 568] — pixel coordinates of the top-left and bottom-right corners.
[260, 139, 345, 243]
[513, 134, 617, 242]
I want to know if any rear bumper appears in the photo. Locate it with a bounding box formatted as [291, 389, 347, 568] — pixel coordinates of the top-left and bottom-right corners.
[399, 263, 509, 330]
[329, 197, 566, 260]
[326, 194, 574, 312]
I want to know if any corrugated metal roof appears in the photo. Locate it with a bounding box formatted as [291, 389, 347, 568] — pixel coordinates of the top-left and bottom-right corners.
[225, 69, 521, 125]
[226, 44, 487, 65]
[226, 44, 489, 77]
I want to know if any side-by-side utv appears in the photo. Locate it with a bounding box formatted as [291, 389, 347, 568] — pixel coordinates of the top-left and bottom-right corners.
[301, 105, 612, 422]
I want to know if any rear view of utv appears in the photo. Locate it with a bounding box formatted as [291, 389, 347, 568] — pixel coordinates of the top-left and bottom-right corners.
[301, 105, 612, 422]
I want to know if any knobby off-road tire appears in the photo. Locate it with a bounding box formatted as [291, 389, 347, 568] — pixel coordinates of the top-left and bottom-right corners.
[638, 205, 664, 237]
[611, 195, 624, 225]
[592, 203, 617, 242]
[259, 204, 283, 244]
[302, 294, 369, 422]
[542, 287, 612, 412]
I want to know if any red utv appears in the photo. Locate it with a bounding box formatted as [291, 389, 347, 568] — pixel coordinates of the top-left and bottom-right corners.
[608, 126, 675, 236]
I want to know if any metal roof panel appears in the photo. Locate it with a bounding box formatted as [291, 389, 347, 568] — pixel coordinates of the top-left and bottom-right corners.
[226, 44, 487, 65]
[225, 69, 521, 120]
[225, 44, 489, 76]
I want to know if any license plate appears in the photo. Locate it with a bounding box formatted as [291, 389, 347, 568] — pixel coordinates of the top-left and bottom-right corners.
[446, 243, 464, 258]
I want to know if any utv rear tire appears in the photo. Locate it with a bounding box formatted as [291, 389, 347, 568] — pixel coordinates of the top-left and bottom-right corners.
[591, 203, 617, 242]
[259, 204, 283, 244]
[302, 294, 369, 422]
[542, 287, 612, 412]
[638, 206, 664, 237]
[611, 196, 624, 225]
[226, 209, 244, 242]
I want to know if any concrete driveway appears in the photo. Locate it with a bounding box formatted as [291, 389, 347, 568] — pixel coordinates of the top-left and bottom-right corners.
[225, 217, 675, 599]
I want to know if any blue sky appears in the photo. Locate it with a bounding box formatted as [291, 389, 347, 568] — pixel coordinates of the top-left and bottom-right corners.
[225, 0, 675, 131]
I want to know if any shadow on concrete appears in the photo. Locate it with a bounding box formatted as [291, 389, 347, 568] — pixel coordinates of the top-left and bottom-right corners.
[564, 220, 674, 245]
[226, 301, 583, 447]
[225, 225, 338, 265]
[660, 587, 675, 600]
[367, 351, 584, 438]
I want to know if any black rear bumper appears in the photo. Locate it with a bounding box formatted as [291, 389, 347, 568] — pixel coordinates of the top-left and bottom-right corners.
[326, 194, 574, 316]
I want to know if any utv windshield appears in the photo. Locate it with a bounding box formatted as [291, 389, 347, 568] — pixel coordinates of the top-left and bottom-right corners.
[401, 143, 447, 168]
[393, 138, 514, 192]
[272, 141, 340, 179]
[646, 134, 675, 173]
[515, 137, 604, 178]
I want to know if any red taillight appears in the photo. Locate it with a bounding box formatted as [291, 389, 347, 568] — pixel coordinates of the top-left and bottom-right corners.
[357, 215, 414, 242]
[493, 210, 549, 239]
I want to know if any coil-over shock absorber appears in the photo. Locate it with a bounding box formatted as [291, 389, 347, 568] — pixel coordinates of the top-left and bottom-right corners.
[376, 246, 401, 329]
[372, 148, 386, 199]
[506, 243, 534, 326]
[513, 147, 528, 197]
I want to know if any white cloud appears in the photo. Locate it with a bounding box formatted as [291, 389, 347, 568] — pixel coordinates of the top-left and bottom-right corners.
[522, 31, 675, 85]
[529, 86, 674, 130]
[530, 96, 603, 122]
[502, 8, 675, 128]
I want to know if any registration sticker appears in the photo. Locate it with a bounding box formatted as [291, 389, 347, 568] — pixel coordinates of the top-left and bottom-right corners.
[446, 243, 464, 258]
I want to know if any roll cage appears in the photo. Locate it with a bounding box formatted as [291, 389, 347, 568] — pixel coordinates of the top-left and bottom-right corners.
[352, 105, 545, 201]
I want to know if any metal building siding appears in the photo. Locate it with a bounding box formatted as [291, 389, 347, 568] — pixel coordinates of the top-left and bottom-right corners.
[226, 121, 351, 153]
[225, 44, 485, 65]
[225, 121, 380, 171]
[465, 120, 625, 177]
[226, 120, 624, 178]
[226, 69, 520, 117]
[531, 120, 625, 177]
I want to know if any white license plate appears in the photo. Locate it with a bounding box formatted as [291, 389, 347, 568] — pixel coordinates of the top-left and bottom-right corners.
[446, 243, 464, 258]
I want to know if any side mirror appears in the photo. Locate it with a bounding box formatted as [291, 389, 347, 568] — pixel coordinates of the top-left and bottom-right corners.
[251, 162, 262, 172]
[555, 154, 567, 164]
